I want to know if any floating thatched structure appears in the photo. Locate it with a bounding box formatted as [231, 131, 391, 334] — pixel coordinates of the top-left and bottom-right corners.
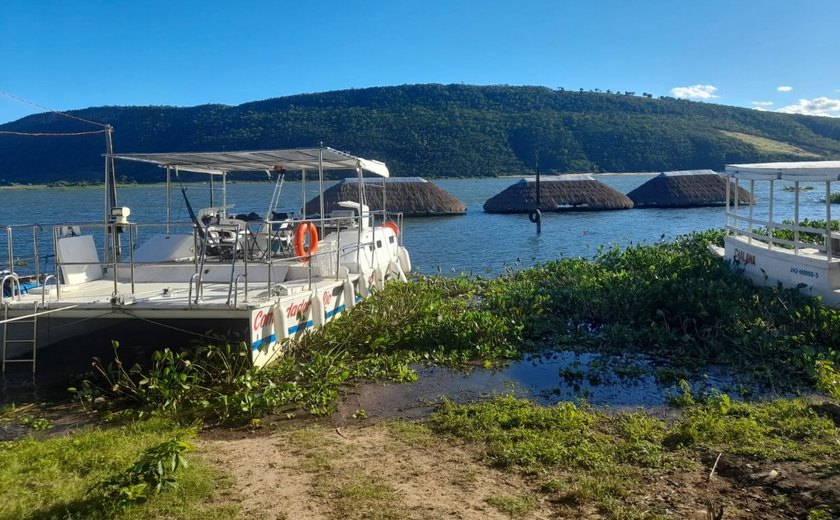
[304, 177, 466, 217]
[483, 175, 634, 213]
[627, 170, 754, 208]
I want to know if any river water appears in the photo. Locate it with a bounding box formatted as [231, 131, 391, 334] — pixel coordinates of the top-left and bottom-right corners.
[0, 175, 831, 276]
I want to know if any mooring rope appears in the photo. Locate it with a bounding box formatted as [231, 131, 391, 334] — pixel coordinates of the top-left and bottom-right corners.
[0, 90, 110, 128]
[0, 129, 110, 136]
[120, 310, 237, 342]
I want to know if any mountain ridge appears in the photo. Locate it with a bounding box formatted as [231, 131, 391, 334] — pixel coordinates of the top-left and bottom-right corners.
[1, 83, 839, 183]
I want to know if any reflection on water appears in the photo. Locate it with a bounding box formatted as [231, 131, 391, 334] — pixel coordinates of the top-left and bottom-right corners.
[335, 350, 764, 422]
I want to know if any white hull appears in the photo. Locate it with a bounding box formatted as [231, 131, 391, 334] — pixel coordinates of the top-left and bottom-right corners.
[2, 262, 403, 369]
[719, 235, 840, 306]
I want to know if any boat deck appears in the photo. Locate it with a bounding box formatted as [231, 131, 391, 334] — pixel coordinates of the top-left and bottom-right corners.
[7, 275, 353, 313]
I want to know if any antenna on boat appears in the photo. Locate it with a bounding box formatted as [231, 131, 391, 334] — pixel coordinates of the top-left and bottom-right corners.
[102, 124, 123, 262]
[319, 142, 326, 237]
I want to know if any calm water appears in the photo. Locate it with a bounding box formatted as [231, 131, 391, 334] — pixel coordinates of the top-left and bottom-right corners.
[335, 350, 762, 422]
[0, 175, 833, 276]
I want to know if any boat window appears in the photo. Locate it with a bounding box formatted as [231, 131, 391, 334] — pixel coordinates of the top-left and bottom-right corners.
[389, 236, 395, 244]
[376, 240, 383, 249]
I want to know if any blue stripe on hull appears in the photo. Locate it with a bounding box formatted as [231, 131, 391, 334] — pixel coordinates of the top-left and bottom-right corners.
[251, 334, 277, 351]
[288, 320, 315, 334]
[326, 304, 346, 319]
[252, 303, 350, 351]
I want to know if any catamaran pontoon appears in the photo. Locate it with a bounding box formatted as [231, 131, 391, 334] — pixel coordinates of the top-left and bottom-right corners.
[717, 160, 840, 306]
[1, 147, 411, 372]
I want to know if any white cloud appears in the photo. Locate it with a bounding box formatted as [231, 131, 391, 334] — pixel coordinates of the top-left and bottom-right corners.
[777, 97, 840, 117]
[777, 86, 793, 92]
[670, 84, 719, 100]
[752, 101, 774, 106]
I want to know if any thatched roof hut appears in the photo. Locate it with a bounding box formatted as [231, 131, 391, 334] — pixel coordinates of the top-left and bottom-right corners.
[304, 177, 466, 217]
[483, 175, 634, 213]
[626, 170, 754, 208]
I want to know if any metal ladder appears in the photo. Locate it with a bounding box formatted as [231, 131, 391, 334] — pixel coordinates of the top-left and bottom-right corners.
[3, 301, 38, 373]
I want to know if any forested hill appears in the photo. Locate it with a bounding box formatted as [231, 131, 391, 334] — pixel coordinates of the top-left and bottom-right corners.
[2, 84, 840, 183]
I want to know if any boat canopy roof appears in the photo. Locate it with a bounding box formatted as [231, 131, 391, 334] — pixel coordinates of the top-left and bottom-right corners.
[724, 161, 840, 182]
[108, 147, 389, 177]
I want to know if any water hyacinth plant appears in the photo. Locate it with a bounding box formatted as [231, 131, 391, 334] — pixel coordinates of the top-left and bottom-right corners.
[75, 230, 840, 423]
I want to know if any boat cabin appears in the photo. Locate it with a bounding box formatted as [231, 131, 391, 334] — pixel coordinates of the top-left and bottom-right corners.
[720, 160, 840, 305]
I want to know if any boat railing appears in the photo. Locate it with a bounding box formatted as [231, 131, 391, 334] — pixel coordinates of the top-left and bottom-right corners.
[724, 174, 840, 261]
[1, 224, 47, 285]
[231, 274, 247, 307]
[188, 273, 201, 307]
[367, 210, 405, 246]
[726, 210, 839, 258]
[40, 275, 57, 307]
[1, 273, 23, 304]
[3, 209, 405, 305]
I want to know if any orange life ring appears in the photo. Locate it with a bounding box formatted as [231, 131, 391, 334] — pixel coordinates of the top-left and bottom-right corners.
[293, 221, 319, 260]
[382, 220, 399, 236]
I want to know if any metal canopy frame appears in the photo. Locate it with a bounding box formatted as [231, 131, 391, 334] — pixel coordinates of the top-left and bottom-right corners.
[724, 161, 840, 182]
[107, 146, 385, 235]
[722, 160, 840, 261]
[108, 146, 390, 177]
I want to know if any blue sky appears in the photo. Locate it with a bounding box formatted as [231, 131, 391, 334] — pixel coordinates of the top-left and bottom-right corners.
[1, 0, 839, 124]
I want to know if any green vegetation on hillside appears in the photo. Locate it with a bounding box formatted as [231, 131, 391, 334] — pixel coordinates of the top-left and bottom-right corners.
[2, 84, 840, 183]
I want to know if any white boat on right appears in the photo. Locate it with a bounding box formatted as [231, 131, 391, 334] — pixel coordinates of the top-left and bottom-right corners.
[716, 160, 840, 306]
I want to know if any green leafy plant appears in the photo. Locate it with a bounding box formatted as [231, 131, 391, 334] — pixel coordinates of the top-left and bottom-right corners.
[0, 404, 53, 431]
[72, 229, 840, 425]
[813, 360, 840, 399]
[89, 438, 192, 514]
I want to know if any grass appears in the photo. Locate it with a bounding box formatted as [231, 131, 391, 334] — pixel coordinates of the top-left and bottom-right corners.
[282, 424, 412, 519]
[0, 418, 238, 520]
[315, 469, 408, 520]
[485, 494, 538, 517]
[720, 131, 821, 158]
[286, 426, 350, 474]
[382, 420, 439, 447]
[327, 470, 409, 520]
[664, 395, 840, 460]
[429, 393, 840, 519]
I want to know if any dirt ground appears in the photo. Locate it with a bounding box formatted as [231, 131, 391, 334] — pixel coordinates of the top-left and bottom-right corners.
[4, 383, 837, 518]
[200, 418, 554, 520]
[197, 413, 839, 520]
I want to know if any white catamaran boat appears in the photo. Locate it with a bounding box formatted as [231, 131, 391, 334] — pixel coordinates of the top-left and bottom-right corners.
[1, 147, 411, 372]
[717, 160, 840, 306]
